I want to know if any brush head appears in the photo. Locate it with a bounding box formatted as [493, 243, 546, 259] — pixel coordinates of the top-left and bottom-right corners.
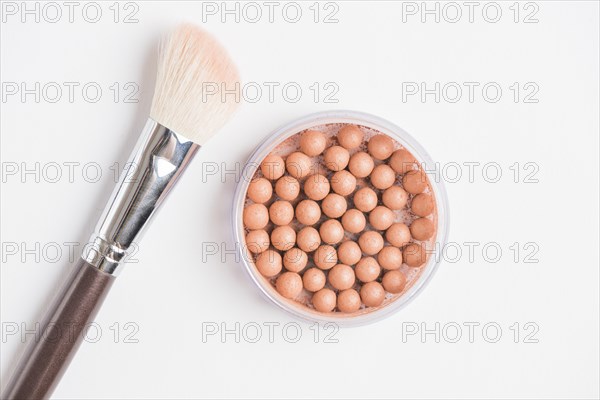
[150, 24, 240, 144]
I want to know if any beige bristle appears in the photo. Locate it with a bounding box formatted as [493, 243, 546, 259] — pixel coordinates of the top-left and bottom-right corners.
[150, 24, 240, 144]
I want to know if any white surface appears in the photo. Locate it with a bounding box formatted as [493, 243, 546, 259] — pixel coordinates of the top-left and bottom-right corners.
[1, 1, 598, 399]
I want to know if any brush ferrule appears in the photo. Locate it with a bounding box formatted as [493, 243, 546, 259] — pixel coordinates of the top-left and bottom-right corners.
[83, 118, 199, 275]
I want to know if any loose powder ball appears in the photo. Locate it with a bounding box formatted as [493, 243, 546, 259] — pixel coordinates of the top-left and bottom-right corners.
[275, 176, 300, 201]
[319, 219, 345, 245]
[283, 248, 308, 272]
[295, 199, 321, 225]
[246, 230, 270, 254]
[276, 272, 303, 299]
[247, 178, 272, 203]
[271, 225, 296, 251]
[382, 186, 408, 210]
[328, 264, 356, 291]
[370, 164, 396, 190]
[296, 226, 321, 252]
[337, 125, 364, 149]
[269, 200, 294, 226]
[337, 289, 361, 313]
[368, 134, 394, 160]
[337, 240, 362, 266]
[410, 218, 435, 240]
[313, 245, 338, 270]
[286, 152, 313, 179]
[304, 174, 330, 201]
[355, 257, 381, 283]
[403, 170, 428, 194]
[303, 268, 326, 292]
[321, 193, 347, 218]
[260, 155, 285, 180]
[312, 288, 337, 312]
[348, 152, 374, 178]
[342, 209, 366, 233]
[386, 223, 412, 248]
[411, 193, 434, 217]
[369, 206, 395, 230]
[243, 203, 269, 230]
[358, 231, 384, 255]
[382, 270, 407, 294]
[353, 187, 378, 212]
[389, 149, 417, 174]
[331, 170, 357, 196]
[244, 122, 438, 316]
[255, 249, 282, 277]
[360, 281, 385, 307]
[324, 146, 350, 171]
[300, 130, 327, 156]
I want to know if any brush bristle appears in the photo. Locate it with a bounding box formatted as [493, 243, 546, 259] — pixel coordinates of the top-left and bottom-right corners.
[150, 24, 240, 144]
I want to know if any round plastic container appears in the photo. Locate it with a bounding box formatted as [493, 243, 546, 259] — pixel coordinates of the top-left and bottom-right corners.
[232, 110, 449, 326]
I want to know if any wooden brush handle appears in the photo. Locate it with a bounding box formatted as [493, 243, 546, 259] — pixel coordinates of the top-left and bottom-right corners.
[2, 258, 115, 400]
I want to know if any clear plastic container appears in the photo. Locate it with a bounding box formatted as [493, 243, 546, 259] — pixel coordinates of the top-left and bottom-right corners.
[232, 110, 449, 326]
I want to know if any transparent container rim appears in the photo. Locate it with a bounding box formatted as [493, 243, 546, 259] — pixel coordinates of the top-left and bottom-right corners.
[231, 110, 450, 328]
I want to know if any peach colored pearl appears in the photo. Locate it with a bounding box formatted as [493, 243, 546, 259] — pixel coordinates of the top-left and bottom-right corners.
[304, 174, 330, 201]
[271, 225, 296, 251]
[337, 241, 362, 266]
[321, 193, 347, 218]
[283, 248, 308, 272]
[353, 187, 378, 212]
[337, 125, 364, 149]
[360, 281, 385, 307]
[319, 219, 344, 245]
[341, 209, 366, 233]
[296, 226, 321, 252]
[390, 149, 417, 174]
[269, 200, 294, 225]
[348, 152, 374, 178]
[377, 246, 403, 270]
[355, 257, 381, 283]
[368, 134, 394, 160]
[403, 243, 427, 267]
[382, 186, 408, 210]
[403, 170, 428, 194]
[369, 206, 395, 230]
[337, 289, 361, 313]
[382, 270, 407, 294]
[243, 203, 269, 230]
[245, 230, 270, 254]
[260, 155, 285, 180]
[247, 178, 272, 203]
[312, 288, 337, 312]
[276, 272, 303, 299]
[313, 245, 338, 270]
[303, 268, 326, 292]
[330, 170, 357, 196]
[410, 218, 435, 240]
[358, 231, 384, 255]
[324, 146, 350, 171]
[295, 199, 321, 225]
[255, 249, 282, 277]
[386, 223, 412, 247]
[275, 176, 300, 201]
[300, 130, 327, 156]
[328, 264, 355, 290]
[370, 164, 396, 190]
[411, 193, 434, 217]
[286, 152, 313, 179]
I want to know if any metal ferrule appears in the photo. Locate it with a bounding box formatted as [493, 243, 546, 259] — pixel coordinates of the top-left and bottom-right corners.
[83, 118, 199, 275]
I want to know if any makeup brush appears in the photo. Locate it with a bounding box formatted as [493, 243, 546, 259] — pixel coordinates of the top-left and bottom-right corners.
[2, 24, 240, 399]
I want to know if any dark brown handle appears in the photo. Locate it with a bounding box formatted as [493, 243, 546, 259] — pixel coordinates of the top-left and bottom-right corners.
[2, 259, 115, 400]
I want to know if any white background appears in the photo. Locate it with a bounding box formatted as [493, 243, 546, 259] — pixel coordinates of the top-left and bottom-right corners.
[1, 1, 599, 399]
